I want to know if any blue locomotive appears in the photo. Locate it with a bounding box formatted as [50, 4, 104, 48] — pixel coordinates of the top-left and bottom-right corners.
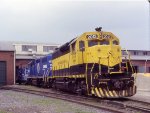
[18, 54, 52, 87]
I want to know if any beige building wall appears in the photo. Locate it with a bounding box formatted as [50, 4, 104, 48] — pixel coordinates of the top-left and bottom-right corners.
[14, 43, 59, 56]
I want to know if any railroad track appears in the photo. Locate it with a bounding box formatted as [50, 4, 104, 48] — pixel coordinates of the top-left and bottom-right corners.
[1, 85, 150, 113]
[105, 98, 150, 113]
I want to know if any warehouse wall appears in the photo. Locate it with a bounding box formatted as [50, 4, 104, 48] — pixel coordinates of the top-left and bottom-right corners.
[0, 51, 15, 85]
[131, 60, 150, 73]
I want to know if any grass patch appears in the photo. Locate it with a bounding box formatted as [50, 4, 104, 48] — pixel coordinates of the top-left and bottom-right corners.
[0, 110, 13, 113]
[32, 98, 53, 106]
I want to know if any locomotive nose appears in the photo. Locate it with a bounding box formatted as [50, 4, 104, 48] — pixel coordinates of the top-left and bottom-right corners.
[97, 47, 101, 57]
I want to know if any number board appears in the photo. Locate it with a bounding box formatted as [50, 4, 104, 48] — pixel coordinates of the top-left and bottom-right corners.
[86, 34, 98, 39]
[102, 34, 111, 39]
[86, 34, 111, 39]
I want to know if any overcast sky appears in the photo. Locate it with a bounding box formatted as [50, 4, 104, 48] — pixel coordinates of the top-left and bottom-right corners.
[0, 0, 149, 50]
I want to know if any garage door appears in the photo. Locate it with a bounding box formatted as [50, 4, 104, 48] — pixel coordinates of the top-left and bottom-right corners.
[0, 61, 6, 86]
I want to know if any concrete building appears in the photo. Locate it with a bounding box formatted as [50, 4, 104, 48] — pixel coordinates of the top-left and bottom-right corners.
[14, 42, 59, 67]
[122, 50, 150, 73]
[0, 42, 15, 86]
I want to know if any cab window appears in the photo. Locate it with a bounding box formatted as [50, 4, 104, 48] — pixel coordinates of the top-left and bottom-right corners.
[100, 40, 109, 45]
[88, 40, 98, 47]
[79, 41, 85, 51]
[113, 40, 119, 45]
[71, 42, 76, 51]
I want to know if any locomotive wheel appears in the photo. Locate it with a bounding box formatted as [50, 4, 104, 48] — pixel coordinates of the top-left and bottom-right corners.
[52, 80, 57, 89]
[76, 81, 87, 96]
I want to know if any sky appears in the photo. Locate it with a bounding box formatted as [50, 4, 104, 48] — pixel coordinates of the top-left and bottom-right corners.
[0, 0, 149, 50]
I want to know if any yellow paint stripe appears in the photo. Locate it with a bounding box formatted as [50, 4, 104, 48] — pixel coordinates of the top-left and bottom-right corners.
[126, 89, 129, 96]
[108, 91, 113, 97]
[103, 89, 109, 97]
[99, 88, 104, 97]
[112, 90, 118, 97]
[107, 88, 113, 97]
[41, 74, 85, 81]
[91, 88, 95, 95]
[95, 87, 101, 97]
[144, 73, 150, 77]
[123, 90, 125, 97]
[125, 90, 127, 96]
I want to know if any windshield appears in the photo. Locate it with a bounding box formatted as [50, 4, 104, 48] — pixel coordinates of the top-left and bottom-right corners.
[88, 39, 110, 47]
[100, 40, 109, 45]
[88, 40, 98, 47]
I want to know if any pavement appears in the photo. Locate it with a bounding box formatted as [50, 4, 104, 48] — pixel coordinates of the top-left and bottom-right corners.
[129, 90, 150, 103]
[129, 73, 150, 103]
[135, 73, 150, 91]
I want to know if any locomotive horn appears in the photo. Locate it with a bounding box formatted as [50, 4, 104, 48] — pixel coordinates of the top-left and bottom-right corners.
[95, 27, 102, 32]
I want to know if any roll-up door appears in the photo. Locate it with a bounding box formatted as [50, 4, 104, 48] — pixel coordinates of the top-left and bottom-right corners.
[0, 61, 6, 86]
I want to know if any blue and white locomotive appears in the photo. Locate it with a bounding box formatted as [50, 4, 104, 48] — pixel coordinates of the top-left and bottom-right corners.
[19, 54, 52, 87]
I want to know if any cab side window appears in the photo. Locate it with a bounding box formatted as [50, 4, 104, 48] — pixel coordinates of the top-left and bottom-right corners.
[79, 41, 85, 51]
[71, 42, 76, 52]
[113, 40, 119, 45]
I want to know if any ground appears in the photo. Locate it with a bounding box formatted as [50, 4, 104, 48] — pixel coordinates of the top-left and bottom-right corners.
[0, 90, 111, 113]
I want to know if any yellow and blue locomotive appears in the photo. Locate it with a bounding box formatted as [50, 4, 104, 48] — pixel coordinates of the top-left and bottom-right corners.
[51, 27, 136, 98]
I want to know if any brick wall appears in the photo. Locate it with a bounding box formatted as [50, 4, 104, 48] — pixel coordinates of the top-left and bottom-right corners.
[131, 60, 150, 67]
[16, 59, 32, 67]
[0, 51, 14, 85]
[131, 60, 150, 73]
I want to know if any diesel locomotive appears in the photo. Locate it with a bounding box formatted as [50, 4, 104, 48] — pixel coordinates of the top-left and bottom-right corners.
[19, 28, 137, 98]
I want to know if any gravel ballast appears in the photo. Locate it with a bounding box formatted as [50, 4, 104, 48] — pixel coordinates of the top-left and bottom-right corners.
[0, 90, 111, 113]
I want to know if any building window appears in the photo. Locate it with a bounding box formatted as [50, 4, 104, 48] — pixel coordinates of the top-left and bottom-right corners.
[43, 46, 57, 52]
[22, 45, 37, 52]
[133, 51, 138, 55]
[143, 51, 147, 55]
[122, 50, 128, 55]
